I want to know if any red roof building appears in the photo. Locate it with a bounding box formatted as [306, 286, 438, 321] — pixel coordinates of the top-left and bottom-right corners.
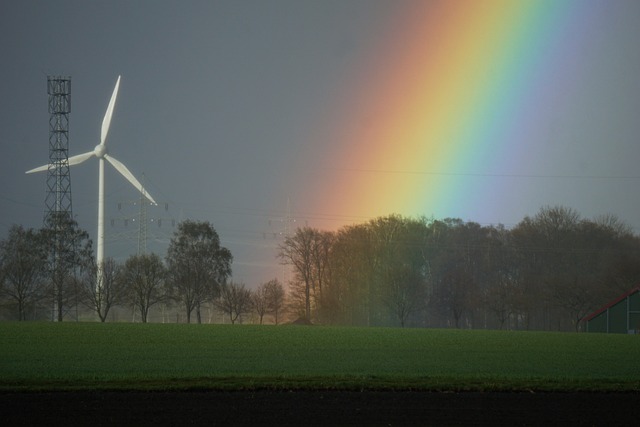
[582, 286, 640, 333]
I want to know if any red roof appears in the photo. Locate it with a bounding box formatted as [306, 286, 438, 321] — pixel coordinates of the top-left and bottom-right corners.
[582, 285, 640, 323]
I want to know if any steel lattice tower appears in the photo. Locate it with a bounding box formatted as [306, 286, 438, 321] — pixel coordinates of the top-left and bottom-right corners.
[45, 76, 72, 322]
[45, 76, 72, 222]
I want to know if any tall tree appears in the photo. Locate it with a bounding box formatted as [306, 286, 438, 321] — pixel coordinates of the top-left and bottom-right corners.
[122, 253, 167, 323]
[590, 214, 640, 295]
[40, 214, 93, 321]
[368, 215, 430, 327]
[310, 230, 334, 320]
[216, 282, 251, 324]
[427, 219, 491, 328]
[328, 224, 375, 326]
[511, 206, 583, 330]
[79, 257, 126, 322]
[264, 278, 286, 325]
[166, 220, 232, 323]
[278, 227, 321, 322]
[251, 281, 270, 325]
[285, 279, 308, 321]
[385, 265, 427, 327]
[481, 226, 516, 329]
[0, 225, 49, 320]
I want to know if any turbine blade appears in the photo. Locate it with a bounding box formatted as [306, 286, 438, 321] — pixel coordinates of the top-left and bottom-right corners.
[100, 75, 121, 146]
[67, 151, 95, 166]
[25, 163, 49, 174]
[27, 150, 95, 174]
[104, 154, 156, 204]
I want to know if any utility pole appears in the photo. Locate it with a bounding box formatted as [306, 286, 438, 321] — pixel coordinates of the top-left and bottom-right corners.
[265, 197, 298, 284]
[137, 173, 148, 255]
[110, 185, 175, 257]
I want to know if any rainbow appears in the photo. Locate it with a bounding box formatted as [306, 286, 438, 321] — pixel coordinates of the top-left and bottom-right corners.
[304, 0, 598, 228]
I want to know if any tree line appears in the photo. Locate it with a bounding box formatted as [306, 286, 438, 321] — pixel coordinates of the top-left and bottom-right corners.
[278, 206, 640, 331]
[4, 206, 640, 330]
[0, 219, 285, 324]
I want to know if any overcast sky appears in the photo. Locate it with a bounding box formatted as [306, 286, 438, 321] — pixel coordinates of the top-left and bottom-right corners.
[2, 1, 640, 287]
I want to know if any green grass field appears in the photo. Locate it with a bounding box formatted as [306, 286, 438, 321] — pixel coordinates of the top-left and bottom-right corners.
[1, 322, 638, 392]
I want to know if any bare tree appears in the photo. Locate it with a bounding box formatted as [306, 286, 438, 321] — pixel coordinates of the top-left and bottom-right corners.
[371, 217, 427, 325]
[278, 227, 331, 322]
[385, 268, 426, 328]
[41, 213, 93, 321]
[251, 282, 269, 325]
[278, 228, 314, 322]
[166, 220, 232, 323]
[0, 225, 48, 320]
[79, 257, 126, 322]
[486, 278, 517, 329]
[250, 279, 287, 325]
[327, 224, 374, 326]
[593, 213, 633, 238]
[122, 253, 167, 323]
[264, 278, 286, 325]
[216, 282, 251, 324]
[310, 230, 333, 319]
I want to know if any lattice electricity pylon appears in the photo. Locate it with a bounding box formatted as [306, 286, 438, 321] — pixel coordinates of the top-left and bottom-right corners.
[109, 198, 175, 255]
[44, 76, 72, 223]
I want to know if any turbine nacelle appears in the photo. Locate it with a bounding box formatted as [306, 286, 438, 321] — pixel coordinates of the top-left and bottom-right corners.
[94, 144, 107, 158]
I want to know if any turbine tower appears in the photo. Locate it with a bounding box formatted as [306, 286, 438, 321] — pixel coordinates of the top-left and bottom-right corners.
[27, 75, 156, 286]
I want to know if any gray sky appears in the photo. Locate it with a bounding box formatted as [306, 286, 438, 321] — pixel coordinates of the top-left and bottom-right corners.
[2, 1, 640, 287]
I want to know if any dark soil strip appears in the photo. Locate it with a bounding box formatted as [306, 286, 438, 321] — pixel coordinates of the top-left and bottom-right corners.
[2, 390, 638, 426]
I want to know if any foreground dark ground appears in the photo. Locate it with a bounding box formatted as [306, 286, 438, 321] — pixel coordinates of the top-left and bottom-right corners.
[1, 390, 638, 426]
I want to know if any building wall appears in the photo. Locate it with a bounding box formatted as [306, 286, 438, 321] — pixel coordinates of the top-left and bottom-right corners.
[587, 312, 607, 333]
[608, 300, 627, 334]
[629, 292, 640, 332]
[586, 290, 640, 334]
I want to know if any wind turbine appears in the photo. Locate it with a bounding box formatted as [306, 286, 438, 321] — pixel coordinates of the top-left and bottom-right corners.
[27, 75, 156, 286]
